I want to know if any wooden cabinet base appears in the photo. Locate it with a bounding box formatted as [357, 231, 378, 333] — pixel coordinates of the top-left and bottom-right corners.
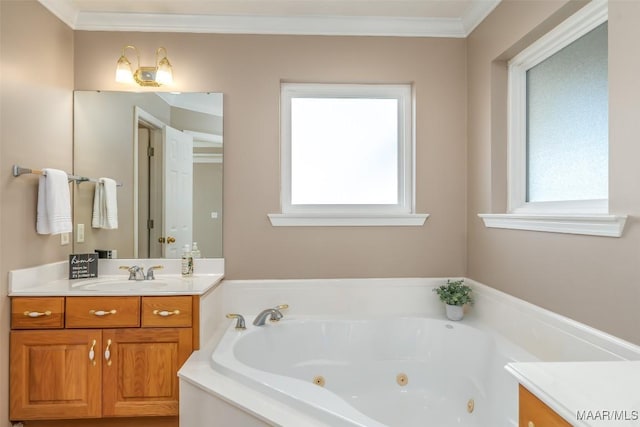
[15, 416, 177, 427]
[10, 296, 197, 423]
[519, 385, 571, 427]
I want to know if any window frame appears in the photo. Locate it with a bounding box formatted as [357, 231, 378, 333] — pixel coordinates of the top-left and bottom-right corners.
[270, 82, 428, 227]
[507, 1, 609, 215]
[479, 0, 627, 237]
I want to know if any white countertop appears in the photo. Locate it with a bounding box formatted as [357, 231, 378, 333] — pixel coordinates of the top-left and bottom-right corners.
[8, 258, 224, 296]
[9, 274, 224, 296]
[506, 361, 640, 427]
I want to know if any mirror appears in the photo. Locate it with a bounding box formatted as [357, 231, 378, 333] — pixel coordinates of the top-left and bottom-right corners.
[73, 91, 223, 259]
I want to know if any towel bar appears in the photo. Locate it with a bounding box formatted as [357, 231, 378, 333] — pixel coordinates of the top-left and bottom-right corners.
[12, 165, 122, 187]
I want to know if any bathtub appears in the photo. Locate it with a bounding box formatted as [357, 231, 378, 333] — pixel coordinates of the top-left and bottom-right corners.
[210, 316, 537, 427]
[180, 278, 640, 427]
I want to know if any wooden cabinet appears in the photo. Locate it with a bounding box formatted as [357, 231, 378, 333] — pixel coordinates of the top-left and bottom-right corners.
[519, 384, 571, 427]
[102, 328, 192, 417]
[10, 329, 102, 420]
[10, 295, 196, 423]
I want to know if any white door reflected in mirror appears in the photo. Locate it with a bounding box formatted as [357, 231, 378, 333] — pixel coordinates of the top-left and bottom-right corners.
[162, 125, 193, 259]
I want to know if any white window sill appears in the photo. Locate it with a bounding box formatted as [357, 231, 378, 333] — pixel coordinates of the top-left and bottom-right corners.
[268, 213, 429, 227]
[478, 213, 628, 237]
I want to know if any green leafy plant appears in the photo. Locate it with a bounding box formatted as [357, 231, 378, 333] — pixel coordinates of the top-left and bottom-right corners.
[433, 279, 473, 306]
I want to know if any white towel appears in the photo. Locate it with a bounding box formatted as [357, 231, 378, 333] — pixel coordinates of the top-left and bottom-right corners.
[92, 178, 118, 229]
[36, 168, 73, 235]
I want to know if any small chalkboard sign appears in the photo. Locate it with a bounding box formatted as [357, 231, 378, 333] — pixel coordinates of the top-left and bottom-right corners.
[69, 253, 98, 279]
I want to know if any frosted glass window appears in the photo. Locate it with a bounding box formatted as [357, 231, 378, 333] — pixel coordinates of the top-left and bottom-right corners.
[291, 98, 398, 205]
[526, 22, 608, 203]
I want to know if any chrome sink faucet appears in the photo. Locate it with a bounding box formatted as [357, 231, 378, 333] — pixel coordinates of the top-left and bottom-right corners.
[253, 304, 289, 326]
[119, 265, 145, 281]
[119, 265, 164, 280]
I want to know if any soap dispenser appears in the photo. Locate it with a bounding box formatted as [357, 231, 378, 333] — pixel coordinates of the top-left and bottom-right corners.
[181, 244, 193, 277]
[191, 242, 201, 259]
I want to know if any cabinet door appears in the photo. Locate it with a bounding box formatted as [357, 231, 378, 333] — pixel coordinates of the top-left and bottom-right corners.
[519, 385, 571, 427]
[10, 330, 102, 420]
[102, 328, 192, 417]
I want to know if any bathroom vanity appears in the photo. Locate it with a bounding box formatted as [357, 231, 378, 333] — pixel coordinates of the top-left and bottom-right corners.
[11, 295, 195, 420]
[8, 259, 223, 426]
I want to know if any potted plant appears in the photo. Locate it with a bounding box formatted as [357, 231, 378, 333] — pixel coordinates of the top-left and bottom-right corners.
[433, 279, 473, 321]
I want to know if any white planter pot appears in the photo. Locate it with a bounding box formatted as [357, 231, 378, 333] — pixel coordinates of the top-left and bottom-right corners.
[445, 304, 464, 321]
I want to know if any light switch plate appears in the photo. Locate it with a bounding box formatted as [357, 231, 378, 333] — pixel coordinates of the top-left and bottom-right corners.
[60, 232, 70, 245]
[77, 223, 85, 243]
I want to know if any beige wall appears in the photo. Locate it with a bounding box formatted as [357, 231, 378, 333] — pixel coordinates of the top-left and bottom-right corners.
[0, 1, 74, 425]
[74, 32, 468, 279]
[467, 0, 640, 345]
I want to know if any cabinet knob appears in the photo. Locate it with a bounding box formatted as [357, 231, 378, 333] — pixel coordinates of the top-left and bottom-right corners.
[153, 309, 180, 317]
[23, 310, 52, 318]
[89, 309, 117, 316]
[167, 236, 176, 244]
[528, 422, 535, 427]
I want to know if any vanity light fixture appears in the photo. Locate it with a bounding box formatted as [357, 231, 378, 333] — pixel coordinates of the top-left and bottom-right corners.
[115, 45, 173, 87]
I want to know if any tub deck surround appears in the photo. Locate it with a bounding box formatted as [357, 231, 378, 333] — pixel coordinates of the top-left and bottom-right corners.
[179, 277, 640, 427]
[507, 361, 640, 427]
[179, 350, 332, 427]
[8, 258, 224, 296]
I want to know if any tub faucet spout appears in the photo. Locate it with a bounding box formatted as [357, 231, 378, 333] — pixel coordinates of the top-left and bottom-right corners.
[226, 313, 246, 330]
[253, 304, 289, 326]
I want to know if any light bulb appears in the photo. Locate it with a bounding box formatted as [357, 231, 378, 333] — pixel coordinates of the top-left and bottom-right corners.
[155, 56, 173, 85]
[115, 55, 134, 83]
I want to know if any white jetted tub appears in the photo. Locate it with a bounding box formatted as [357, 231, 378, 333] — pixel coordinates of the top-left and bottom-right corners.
[179, 279, 640, 427]
[210, 317, 537, 427]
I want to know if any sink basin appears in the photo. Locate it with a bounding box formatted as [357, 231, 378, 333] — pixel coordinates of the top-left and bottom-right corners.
[71, 277, 186, 292]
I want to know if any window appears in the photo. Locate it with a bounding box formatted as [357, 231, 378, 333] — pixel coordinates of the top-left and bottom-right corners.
[269, 83, 428, 226]
[525, 23, 608, 206]
[479, 1, 627, 237]
[508, 4, 608, 214]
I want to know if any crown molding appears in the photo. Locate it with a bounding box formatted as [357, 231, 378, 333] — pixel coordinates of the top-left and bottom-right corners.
[38, 0, 78, 29]
[461, 0, 501, 35]
[74, 13, 468, 37]
[38, 0, 500, 38]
